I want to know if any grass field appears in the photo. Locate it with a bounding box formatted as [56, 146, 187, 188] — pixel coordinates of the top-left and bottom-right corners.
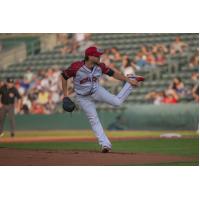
[0, 130, 199, 166]
[0, 130, 198, 138]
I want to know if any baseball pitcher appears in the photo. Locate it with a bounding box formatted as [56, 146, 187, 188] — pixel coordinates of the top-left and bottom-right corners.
[61, 46, 144, 153]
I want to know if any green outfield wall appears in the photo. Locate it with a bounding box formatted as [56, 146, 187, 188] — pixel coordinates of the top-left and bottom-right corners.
[4, 104, 199, 131]
[124, 103, 198, 130]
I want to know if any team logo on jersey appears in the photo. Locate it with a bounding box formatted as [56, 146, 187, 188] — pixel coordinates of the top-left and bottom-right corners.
[80, 77, 98, 84]
[80, 77, 89, 84]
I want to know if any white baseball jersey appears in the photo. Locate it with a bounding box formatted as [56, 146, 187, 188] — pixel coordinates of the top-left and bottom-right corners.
[62, 60, 135, 149]
[62, 60, 113, 96]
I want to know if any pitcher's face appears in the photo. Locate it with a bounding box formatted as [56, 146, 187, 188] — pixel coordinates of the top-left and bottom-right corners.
[89, 55, 101, 65]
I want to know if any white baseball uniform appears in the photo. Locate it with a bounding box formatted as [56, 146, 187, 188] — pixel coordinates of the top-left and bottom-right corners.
[62, 60, 134, 149]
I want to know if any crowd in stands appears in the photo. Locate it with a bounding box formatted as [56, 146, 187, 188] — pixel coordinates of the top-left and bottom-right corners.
[0, 35, 199, 114]
[145, 72, 199, 105]
[145, 76, 195, 105]
[98, 36, 192, 76]
[56, 33, 96, 55]
[145, 48, 199, 105]
[15, 67, 62, 114]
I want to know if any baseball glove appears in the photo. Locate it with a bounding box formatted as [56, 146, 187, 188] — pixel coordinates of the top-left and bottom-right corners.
[63, 97, 76, 112]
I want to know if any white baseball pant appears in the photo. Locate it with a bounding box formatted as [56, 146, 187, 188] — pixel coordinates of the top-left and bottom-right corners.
[75, 81, 134, 148]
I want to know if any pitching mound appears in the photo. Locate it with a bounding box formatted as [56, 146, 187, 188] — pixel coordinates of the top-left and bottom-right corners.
[0, 148, 197, 166]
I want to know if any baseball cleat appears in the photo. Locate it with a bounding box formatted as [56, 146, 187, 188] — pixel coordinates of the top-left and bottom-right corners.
[127, 74, 145, 82]
[101, 146, 111, 153]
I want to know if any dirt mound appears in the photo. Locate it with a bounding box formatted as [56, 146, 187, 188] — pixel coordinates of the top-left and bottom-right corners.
[0, 148, 197, 166]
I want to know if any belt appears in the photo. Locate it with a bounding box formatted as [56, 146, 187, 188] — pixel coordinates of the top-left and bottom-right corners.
[76, 91, 95, 97]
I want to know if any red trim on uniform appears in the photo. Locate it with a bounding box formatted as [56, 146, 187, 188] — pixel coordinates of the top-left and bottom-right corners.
[62, 61, 113, 81]
[80, 77, 89, 84]
[62, 61, 84, 79]
[99, 63, 110, 75]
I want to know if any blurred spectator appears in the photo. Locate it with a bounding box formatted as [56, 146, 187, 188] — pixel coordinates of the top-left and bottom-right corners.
[109, 47, 122, 61]
[152, 44, 168, 54]
[169, 77, 186, 97]
[20, 93, 32, 114]
[121, 55, 136, 76]
[145, 91, 164, 105]
[37, 69, 45, 79]
[49, 68, 61, 92]
[162, 89, 179, 104]
[57, 33, 71, 55]
[189, 50, 199, 68]
[155, 52, 166, 66]
[60, 33, 96, 55]
[18, 78, 31, 95]
[75, 33, 85, 43]
[170, 36, 188, 55]
[78, 33, 96, 52]
[37, 89, 49, 105]
[28, 88, 39, 102]
[59, 33, 79, 55]
[191, 72, 199, 85]
[24, 68, 35, 83]
[146, 52, 156, 68]
[56, 33, 68, 46]
[140, 45, 149, 55]
[50, 91, 60, 105]
[192, 85, 199, 103]
[134, 44, 168, 69]
[145, 89, 180, 104]
[60, 46, 71, 55]
[149, 44, 165, 66]
[40, 74, 50, 90]
[100, 50, 111, 66]
[191, 72, 199, 103]
[135, 52, 148, 69]
[31, 101, 46, 114]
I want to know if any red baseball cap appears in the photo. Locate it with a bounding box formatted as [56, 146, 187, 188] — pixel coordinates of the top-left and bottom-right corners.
[85, 46, 104, 57]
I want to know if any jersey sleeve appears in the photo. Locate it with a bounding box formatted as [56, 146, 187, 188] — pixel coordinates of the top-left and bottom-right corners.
[61, 61, 83, 80]
[99, 63, 114, 76]
[61, 65, 76, 80]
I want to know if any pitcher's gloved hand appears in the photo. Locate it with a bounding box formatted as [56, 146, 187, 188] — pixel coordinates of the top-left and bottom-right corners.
[63, 97, 75, 112]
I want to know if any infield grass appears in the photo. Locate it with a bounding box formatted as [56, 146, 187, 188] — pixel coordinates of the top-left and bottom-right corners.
[0, 138, 198, 157]
[0, 130, 198, 138]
